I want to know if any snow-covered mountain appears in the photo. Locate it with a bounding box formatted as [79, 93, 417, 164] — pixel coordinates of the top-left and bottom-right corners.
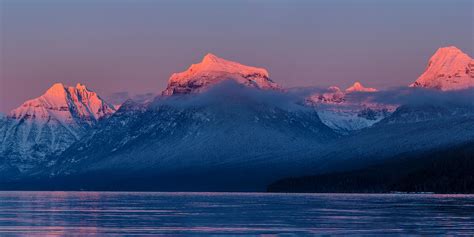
[323, 87, 474, 172]
[36, 52, 336, 191]
[310, 105, 474, 176]
[46, 82, 336, 190]
[306, 82, 379, 104]
[345, 81, 377, 93]
[0, 83, 115, 174]
[162, 53, 281, 96]
[9, 83, 115, 124]
[306, 82, 395, 133]
[42, 83, 474, 191]
[306, 70, 474, 173]
[306, 86, 346, 104]
[410, 46, 474, 90]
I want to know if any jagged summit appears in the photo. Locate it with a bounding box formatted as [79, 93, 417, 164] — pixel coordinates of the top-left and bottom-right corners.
[346, 82, 377, 92]
[75, 83, 88, 90]
[162, 53, 280, 95]
[410, 46, 474, 90]
[201, 53, 226, 65]
[307, 86, 345, 104]
[9, 83, 116, 124]
[305, 82, 391, 133]
[45, 83, 67, 97]
[307, 82, 378, 105]
[1, 83, 116, 172]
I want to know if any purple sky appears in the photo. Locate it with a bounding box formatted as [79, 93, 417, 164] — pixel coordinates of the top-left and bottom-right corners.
[1, 0, 473, 112]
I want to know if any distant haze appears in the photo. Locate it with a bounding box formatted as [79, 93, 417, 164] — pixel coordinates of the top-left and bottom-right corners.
[1, 0, 473, 112]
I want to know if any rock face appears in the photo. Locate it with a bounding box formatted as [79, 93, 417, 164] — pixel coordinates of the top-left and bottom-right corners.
[0, 83, 115, 174]
[410, 46, 474, 90]
[162, 53, 281, 96]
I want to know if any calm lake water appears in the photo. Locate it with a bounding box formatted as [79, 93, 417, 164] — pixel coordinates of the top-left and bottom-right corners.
[0, 192, 473, 236]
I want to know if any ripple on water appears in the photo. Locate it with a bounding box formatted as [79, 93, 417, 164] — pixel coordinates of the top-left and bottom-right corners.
[0, 192, 473, 235]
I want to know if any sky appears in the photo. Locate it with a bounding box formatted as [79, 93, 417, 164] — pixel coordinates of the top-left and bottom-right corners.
[1, 0, 473, 112]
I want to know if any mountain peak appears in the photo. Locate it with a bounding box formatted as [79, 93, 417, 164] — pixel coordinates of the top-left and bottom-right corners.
[434, 46, 463, 55]
[190, 53, 269, 77]
[75, 83, 87, 90]
[306, 82, 378, 106]
[328, 86, 342, 92]
[45, 83, 67, 96]
[202, 53, 220, 63]
[346, 82, 377, 92]
[162, 53, 279, 95]
[306, 86, 345, 105]
[9, 83, 115, 123]
[51, 82, 65, 89]
[410, 46, 474, 90]
[198, 53, 241, 70]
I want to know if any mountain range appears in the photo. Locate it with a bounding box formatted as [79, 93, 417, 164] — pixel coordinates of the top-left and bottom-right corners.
[1, 46, 473, 191]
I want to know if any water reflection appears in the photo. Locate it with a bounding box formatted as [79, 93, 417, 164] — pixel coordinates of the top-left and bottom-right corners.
[0, 192, 473, 235]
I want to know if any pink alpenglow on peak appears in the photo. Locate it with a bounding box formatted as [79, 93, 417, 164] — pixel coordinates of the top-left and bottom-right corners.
[307, 86, 346, 104]
[307, 82, 377, 105]
[75, 83, 88, 90]
[345, 82, 378, 93]
[410, 46, 474, 91]
[9, 83, 116, 124]
[2, 83, 116, 166]
[305, 83, 394, 133]
[162, 53, 281, 95]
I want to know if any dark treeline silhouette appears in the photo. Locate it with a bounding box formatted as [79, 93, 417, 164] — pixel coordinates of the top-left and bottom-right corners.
[267, 142, 474, 193]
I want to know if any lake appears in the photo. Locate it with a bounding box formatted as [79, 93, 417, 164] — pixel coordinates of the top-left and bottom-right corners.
[0, 192, 473, 235]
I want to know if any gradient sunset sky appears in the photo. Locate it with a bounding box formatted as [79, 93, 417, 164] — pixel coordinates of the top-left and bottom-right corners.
[1, 0, 473, 112]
